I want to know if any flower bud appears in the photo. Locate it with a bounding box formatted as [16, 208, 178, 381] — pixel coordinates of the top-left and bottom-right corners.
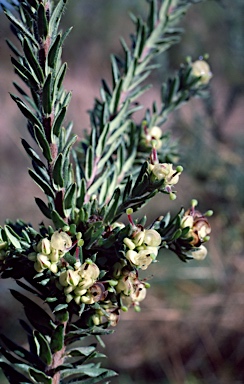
[65, 294, 73, 303]
[80, 294, 95, 304]
[50, 263, 58, 274]
[74, 295, 81, 305]
[92, 314, 101, 326]
[149, 126, 162, 140]
[49, 249, 59, 262]
[123, 237, 136, 250]
[73, 287, 87, 296]
[191, 60, 212, 84]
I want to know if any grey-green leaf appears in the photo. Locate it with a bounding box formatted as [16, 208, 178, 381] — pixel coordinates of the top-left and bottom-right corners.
[37, 3, 48, 39]
[33, 331, 52, 366]
[29, 169, 54, 198]
[52, 153, 64, 188]
[33, 125, 52, 162]
[42, 73, 53, 115]
[4, 225, 21, 249]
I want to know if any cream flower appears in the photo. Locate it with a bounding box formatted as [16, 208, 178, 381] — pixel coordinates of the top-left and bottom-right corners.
[36, 238, 51, 255]
[59, 269, 80, 287]
[191, 60, 212, 84]
[34, 254, 51, 272]
[189, 245, 208, 261]
[149, 163, 181, 185]
[149, 126, 162, 140]
[143, 229, 161, 247]
[126, 249, 153, 270]
[50, 231, 72, 252]
[182, 208, 211, 246]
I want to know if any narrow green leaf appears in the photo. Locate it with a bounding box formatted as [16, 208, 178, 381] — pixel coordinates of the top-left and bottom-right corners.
[0, 334, 43, 368]
[13, 82, 38, 110]
[53, 62, 67, 94]
[29, 367, 52, 384]
[52, 153, 64, 188]
[95, 123, 109, 158]
[0, 346, 30, 366]
[29, 169, 54, 198]
[48, 33, 61, 68]
[49, 0, 67, 39]
[64, 183, 77, 210]
[3, 7, 38, 46]
[52, 106, 67, 137]
[87, 167, 110, 196]
[62, 134, 77, 160]
[77, 178, 86, 209]
[42, 73, 53, 115]
[10, 94, 42, 128]
[109, 78, 123, 115]
[37, 3, 48, 39]
[11, 57, 39, 89]
[66, 346, 96, 357]
[33, 331, 52, 366]
[4, 225, 21, 249]
[110, 54, 120, 87]
[51, 210, 67, 229]
[104, 188, 121, 224]
[23, 38, 44, 83]
[85, 146, 94, 180]
[53, 304, 68, 313]
[33, 125, 52, 162]
[10, 290, 55, 334]
[50, 324, 64, 353]
[35, 197, 52, 219]
[6, 38, 22, 57]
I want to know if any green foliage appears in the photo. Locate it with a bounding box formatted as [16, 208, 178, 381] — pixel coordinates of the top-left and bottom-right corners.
[0, 0, 213, 383]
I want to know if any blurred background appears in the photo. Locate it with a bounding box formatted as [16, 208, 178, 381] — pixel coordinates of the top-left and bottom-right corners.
[0, 1, 243, 383]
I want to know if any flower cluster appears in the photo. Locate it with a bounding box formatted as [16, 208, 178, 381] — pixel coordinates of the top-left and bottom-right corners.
[181, 200, 212, 260]
[58, 260, 104, 305]
[123, 227, 161, 270]
[28, 231, 73, 273]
